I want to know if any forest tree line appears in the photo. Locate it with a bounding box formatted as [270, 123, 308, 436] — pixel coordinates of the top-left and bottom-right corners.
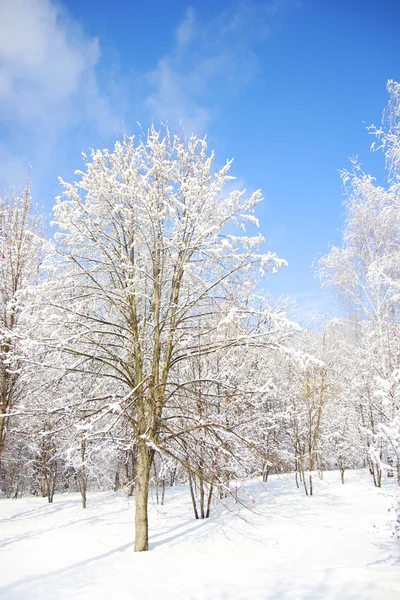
[0, 81, 399, 552]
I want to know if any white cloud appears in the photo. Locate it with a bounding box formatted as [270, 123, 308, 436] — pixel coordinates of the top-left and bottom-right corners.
[146, 58, 213, 134]
[0, 0, 299, 190]
[176, 7, 196, 47]
[0, 0, 119, 187]
[0, 0, 96, 118]
[145, 1, 297, 133]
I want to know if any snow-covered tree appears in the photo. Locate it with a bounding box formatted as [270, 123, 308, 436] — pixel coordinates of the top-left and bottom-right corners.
[43, 128, 288, 551]
[0, 184, 45, 492]
[318, 80, 400, 486]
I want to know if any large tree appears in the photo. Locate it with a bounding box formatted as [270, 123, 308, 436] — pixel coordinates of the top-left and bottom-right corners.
[45, 128, 287, 551]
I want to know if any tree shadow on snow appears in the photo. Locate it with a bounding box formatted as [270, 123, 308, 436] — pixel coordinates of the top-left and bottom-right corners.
[0, 541, 135, 600]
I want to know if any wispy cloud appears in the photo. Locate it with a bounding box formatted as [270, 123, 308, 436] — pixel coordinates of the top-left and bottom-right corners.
[0, 0, 299, 191]
[176, 7, 196, 47]
[145, 1, 297, 134]
[0, 0, 119, 187]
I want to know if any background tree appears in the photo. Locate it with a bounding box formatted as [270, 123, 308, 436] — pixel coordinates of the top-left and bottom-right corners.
[0, 184, 45, 493]
[318, 80, 400, 486]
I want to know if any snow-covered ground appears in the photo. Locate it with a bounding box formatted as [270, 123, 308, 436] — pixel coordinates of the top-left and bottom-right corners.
[1, 469, 399, 600]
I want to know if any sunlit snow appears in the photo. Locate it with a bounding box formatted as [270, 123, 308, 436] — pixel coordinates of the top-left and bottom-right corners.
[1, 469, 399, 600]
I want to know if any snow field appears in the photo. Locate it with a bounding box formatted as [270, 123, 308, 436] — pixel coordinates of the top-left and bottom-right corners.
[1, 469, 399, 599]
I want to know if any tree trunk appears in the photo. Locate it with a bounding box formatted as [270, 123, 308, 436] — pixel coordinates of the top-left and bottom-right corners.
[199, 476, 205, 519]
[340, 468, 345, 484]
[161, 478, 166, 505]
[188, 471, 199, 519]
[134, 442, 152, 552]
[295, 463, 300, 488]
[80, 438, 87, 509]
[170, 466, 177, 487]
[0, 408, 6, 469]
[371, 463, 382, 488]
[206, 484, 213, 518]
[114, 470, 120, 492]
[7, 463, 16, 499]
[48, 460, 57, 503]
[300, 458, 308, 496]
[154, 462, 159, 505]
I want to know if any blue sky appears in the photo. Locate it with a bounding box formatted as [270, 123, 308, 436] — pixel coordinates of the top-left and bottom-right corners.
[0, 0, 399, 317]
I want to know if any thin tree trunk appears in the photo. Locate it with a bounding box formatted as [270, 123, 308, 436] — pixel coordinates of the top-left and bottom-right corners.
[188, 471, 199, 519]
[114, 470, 120, 492]
[199, 475, 205, 519]
[309, 446, 314, 496]
[7, 464, 16, 499]
[154, 462, 159, 505]
[80, 438, 87, 509]
[302, 472, 309, 496]
[170, 466, 177, 487]
[300, 458, 308, 496]
[161, 478, 166, 505]
[48, 460, 57, 503]
[377, 466, 382, 487]
[371, 463, 382, 488]
[134, 442, 152, 552]
[206, 484, 213, 518]
[295, 460, 300, 489]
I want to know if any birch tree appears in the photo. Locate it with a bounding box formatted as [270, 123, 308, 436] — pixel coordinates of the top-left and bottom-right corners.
[318, 80, 400, 485]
